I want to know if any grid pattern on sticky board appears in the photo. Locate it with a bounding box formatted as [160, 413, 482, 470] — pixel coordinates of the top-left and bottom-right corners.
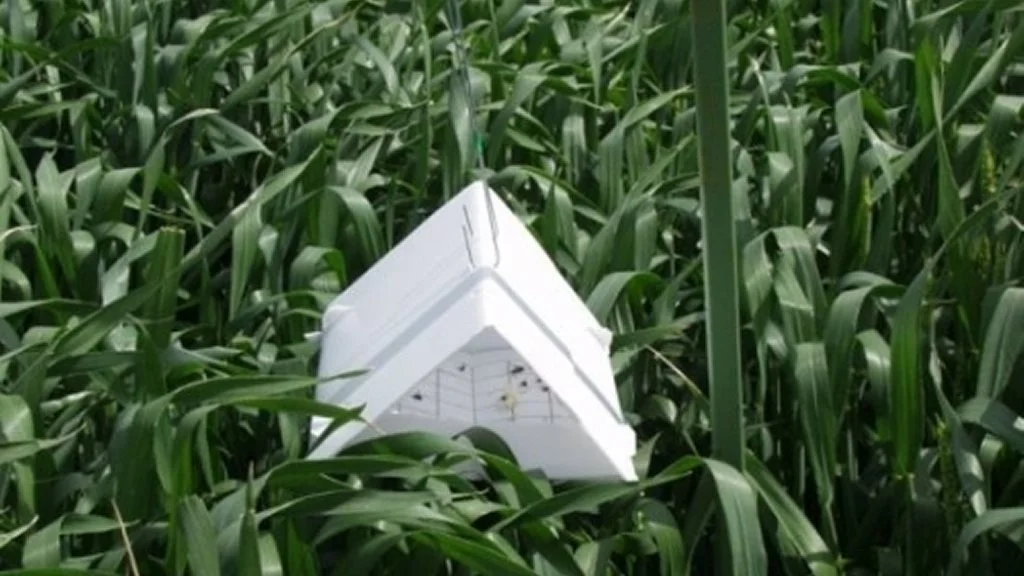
[390, 350, 576, 424]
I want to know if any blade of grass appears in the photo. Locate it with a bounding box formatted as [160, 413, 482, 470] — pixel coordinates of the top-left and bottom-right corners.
[691, 0, 745, 473]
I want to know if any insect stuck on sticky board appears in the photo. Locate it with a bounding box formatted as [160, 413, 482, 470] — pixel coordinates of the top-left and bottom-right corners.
[499, 389, 519, 419]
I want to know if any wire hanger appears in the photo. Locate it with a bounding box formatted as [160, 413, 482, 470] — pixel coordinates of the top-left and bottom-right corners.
[446, 0, 501, 269]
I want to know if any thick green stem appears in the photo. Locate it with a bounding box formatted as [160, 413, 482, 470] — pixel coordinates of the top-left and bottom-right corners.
[690, 5, 745, 571]
[691, 0, 744, 470]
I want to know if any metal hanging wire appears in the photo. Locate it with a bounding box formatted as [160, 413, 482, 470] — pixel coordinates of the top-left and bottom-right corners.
[446, 0, 501, 269]
[444, 0, 484, 172]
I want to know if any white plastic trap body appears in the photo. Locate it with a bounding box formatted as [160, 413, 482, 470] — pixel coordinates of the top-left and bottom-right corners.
[308, 181, 637, 482]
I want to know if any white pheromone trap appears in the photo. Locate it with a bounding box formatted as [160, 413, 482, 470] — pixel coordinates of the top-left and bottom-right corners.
[307, 181, 637, 482]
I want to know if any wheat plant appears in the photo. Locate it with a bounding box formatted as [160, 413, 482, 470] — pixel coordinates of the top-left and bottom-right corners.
[0, 0, 1023, 574]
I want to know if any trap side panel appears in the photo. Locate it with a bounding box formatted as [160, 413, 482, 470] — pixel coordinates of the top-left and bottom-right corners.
[351, 413, 630, 481]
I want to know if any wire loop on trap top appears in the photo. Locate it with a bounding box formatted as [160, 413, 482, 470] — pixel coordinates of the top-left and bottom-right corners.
[459, 196, 501, 270]
[446, 0, 501, 270]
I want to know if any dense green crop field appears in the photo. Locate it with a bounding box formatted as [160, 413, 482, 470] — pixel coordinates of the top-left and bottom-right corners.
[1, 0, 1023, 574]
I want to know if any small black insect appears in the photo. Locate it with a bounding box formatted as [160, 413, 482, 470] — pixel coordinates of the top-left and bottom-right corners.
[510, 365, 525, 374]
[541, 385, 550, 393]
[412, 392, 423, 401]
[457, 363, 467, 372]
[519, 380, 529, 389]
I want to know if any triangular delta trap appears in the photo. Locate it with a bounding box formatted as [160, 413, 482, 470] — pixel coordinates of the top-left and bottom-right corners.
[308, 181, 637, 482]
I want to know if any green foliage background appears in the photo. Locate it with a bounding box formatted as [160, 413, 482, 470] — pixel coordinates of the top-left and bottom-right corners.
[1, 0, 1023, 574]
